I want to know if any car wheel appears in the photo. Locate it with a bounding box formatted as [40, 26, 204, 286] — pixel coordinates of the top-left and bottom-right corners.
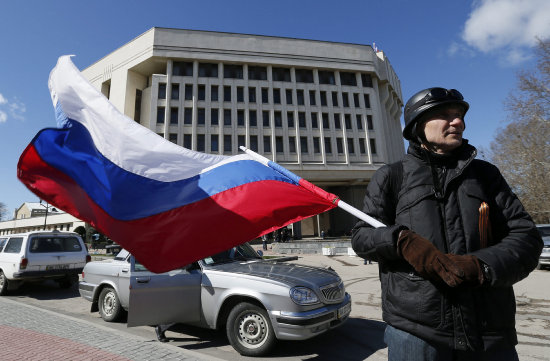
[536, 262, 542, 270]
[98, 287, 123, 322]
[0, 270, 9, 296]
[226, 302, 276, 356]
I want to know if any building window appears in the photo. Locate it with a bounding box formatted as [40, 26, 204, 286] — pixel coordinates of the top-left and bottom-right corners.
[168, 84, 178, 101]
[356, 114, 363, 129]
[199, 63, 218, 77]
[318, 70, 335, 85]
[211, 134, 219, 152]
[170, 107, 178, 124]
[364, 94, 371, 108]
[367, 115, 374, 130]
[320, 91, 328, 106]
[169, 133, 177, 144]
[224, 64, 243, 79]
[359, 138, 366, 154]
[309, 90, 316, 106]
[248, 87, 256, 103]
[224, 109, 232, 126]
[347, 138, 355, 154]
[300, 137, 308, 153]
[250, 135, 258, 151]
[361, 73, 373, 87]
[297, 89, 305, 105]
[273, 88, 281, 104]
[342, 93, 350, 107]
[311, 113, 318, 128]
[336, 138, 343, 154]
[353, 93, 360, 107]
[289, 136, 296, 153]
[224, 86, 231, 102]
[332, 92, 339, 107]
[197, 134, 205, 152]
[224, 135, 232, 153]
[344, 114, 352, 129]
[211, 109, 219, 125]
[211, 85, 218, 101]
[249, 110, 257, 127]
[340, 72, 357, 86]
[287, 112, 294, 128]
[158, 83, 166, 99]
[198, 85, 206, 101]
[285, 89, 293, 105]
[237, 87, 244, 102]
[298, 112, 306, 128]
[248, 66, 267, 80]
[262, 111, 270, 127]
[156, 107, 165, 124]
[237, 110, 245, 126]
[274, 111, 282, 127]
[276, 136, 284, 153]
[295, 69, 313, 83]
[370, 138, 377, 154]
[272, 67, 291, 82]
[184, 108, 192, 124]
[185, 84, 193, 100]
[261, 88, 269, 103]
[313, 137, 320, 153]
[173, 61, 193, 76]
[238, 135, 245, 148]
[134, 89, 142, 123]
[198, 108, 206, 125]
[184, 134, 192, 149]
[263, 136, 271, 153]
[324, 137, 332, 154]
[334, 113, 341, 129]
[322, 113, 329, 129]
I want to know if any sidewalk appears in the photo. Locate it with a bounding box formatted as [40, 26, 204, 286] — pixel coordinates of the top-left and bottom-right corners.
[0, 297, 223, 361]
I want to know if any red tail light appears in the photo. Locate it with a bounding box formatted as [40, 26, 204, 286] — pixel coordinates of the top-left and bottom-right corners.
[81, 271, 85, 278]
[85, 255, 91, 263]
[20, 258, 28, 270]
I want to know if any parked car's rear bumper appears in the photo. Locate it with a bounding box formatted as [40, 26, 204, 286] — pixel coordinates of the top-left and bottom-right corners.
[270, 293, 351, 340]
[12, 268, 83, 280]
[78, 281, 96, 302]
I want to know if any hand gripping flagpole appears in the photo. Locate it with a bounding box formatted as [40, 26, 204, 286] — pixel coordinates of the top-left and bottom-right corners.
[240, 146, 386, 228]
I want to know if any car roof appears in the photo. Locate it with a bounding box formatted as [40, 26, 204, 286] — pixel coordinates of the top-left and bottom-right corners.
[3, 230, 81, 237]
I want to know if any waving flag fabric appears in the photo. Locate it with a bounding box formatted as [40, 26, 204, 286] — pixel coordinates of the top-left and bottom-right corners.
[17, 56, 339, 272]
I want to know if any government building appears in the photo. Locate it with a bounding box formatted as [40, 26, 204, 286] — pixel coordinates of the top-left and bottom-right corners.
[81, 27, 404, 237]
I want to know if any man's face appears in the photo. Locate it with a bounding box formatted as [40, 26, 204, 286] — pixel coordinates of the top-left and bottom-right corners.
[417, 105, 465, 154]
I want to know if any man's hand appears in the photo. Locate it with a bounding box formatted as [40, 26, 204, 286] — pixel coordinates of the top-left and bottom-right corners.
[398, 230, 464, 287]
[446, 254, 484, 286]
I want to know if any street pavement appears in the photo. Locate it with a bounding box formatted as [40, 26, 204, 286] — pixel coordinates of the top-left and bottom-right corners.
[0, 296, 224, 361]
[1, 244, 549, 360]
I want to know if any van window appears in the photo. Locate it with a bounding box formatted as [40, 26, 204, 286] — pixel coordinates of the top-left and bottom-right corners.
[0, 238, 7, 252]
[4, 237, 24, 253]
[29, 236, 83, 253]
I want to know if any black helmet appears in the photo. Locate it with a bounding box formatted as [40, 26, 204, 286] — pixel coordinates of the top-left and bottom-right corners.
[403, 87, 469, 140]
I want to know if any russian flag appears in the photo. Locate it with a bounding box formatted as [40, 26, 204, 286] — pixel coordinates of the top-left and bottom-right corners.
[17, 56, 339, 273]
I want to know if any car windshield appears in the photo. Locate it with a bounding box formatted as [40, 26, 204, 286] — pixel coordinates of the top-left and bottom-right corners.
[538, 226, 550, 245]
[202, 243, 262, 265]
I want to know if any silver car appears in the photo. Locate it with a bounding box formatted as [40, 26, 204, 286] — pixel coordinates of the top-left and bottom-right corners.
[79, 243, 351, 356]
[537, 224, 550, 270]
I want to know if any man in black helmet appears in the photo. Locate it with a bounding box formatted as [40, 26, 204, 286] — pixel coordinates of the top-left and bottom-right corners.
[352, 87, 542, 361]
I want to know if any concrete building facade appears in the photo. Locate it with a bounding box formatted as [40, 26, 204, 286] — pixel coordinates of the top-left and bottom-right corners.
[82, 27, 404, 237]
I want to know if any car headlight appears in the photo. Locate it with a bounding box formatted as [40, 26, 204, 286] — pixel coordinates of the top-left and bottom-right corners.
[290, 286, 319, 305]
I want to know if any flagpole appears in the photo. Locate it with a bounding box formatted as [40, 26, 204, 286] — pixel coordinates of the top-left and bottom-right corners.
[239, 146, 386, 228]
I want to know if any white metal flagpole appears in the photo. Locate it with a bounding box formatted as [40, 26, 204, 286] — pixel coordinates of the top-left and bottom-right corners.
[239, 146, 387, 228]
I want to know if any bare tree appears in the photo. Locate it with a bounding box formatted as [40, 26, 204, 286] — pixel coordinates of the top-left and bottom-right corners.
[489, 38, 550, 224]
[0, 202, 7, 221]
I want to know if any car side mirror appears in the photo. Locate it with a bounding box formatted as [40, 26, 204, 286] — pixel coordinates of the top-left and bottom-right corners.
[257, 250, 264, 257]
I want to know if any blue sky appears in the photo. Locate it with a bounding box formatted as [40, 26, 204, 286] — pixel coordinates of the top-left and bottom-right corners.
[1, 0, 549, 217]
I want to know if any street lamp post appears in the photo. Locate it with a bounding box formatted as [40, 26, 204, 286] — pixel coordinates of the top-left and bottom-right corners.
[39, 200, 50, 230]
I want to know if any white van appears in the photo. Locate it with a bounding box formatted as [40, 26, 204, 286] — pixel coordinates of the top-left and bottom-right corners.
[0, 230, 90, 295]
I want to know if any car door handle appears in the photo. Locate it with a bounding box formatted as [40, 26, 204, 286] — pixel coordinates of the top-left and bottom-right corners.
[136, 277, 150, 283]
[121, 268, 129, 273]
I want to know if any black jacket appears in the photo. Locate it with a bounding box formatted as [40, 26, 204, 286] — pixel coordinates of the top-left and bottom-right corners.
[352, 141, 543, 351]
